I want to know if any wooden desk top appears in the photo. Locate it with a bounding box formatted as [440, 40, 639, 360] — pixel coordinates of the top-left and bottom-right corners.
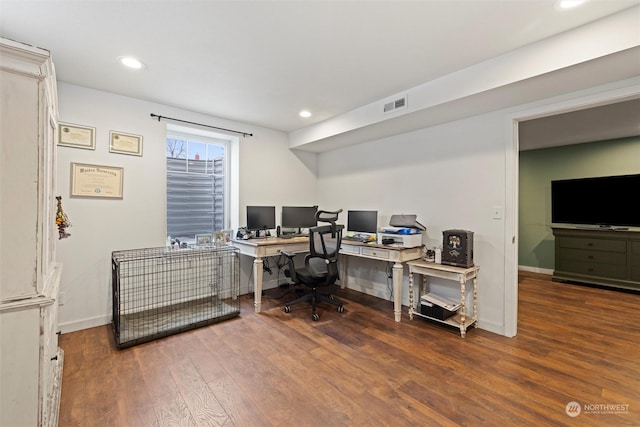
[231, 236, 308, 246]
[341, 240, 419, 252]
[407, 259, 479, 275]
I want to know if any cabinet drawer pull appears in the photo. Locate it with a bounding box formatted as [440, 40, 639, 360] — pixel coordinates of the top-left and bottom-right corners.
[587, 255, 594, 259]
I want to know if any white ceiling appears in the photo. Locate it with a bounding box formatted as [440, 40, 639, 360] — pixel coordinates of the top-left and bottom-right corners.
[519, 98, 640, 150]
[1, 0, 638, 139]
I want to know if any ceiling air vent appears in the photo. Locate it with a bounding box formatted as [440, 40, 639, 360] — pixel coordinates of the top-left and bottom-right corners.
[383, 95, 408, 114]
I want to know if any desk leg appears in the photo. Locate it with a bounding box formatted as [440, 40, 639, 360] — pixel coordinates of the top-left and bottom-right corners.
[339, 253, 347, 289]
[408, 272, 414, 320]
[253, 257, 263, 313]
[393, 262, 403, 322]
[459, 276, 466, 338]
[472, 275, 478, 325]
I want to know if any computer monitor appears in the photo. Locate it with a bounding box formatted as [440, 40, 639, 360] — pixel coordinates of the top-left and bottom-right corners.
[281, 206, 318, 233]
[347, 210, 378, 234]
[246, 206, 276, 236]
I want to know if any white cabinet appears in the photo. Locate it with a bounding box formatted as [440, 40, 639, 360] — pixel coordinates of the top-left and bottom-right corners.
[0, 38, 63, 427]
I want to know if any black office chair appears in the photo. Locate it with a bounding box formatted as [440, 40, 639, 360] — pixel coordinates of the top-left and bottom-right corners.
[282, 209, 344, 321]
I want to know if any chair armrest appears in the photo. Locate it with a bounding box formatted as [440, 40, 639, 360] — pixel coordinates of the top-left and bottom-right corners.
[281, 251, 296, 259]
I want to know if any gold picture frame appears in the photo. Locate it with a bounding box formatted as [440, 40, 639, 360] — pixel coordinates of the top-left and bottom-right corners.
[70, 162, 124, 199]
[109, 130, 143, 156]
[58, 122, 96, 150]
[213, 231, 226, 246]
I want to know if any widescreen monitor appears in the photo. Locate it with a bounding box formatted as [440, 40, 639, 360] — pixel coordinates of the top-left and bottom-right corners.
[281, 206, 318, 231]
[246, 206, 276, 232]
[347, 210, 378, 234]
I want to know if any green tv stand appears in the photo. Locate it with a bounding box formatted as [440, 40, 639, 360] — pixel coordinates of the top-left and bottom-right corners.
[552, 226, 640, 292]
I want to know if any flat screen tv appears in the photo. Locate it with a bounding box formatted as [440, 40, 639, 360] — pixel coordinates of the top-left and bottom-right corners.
[551, 173, 640, 228]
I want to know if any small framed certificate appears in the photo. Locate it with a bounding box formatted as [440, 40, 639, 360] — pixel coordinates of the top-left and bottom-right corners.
[109, 130, 143, 156]
[58, 123, 96, 150]
[70, 162, 124, 199]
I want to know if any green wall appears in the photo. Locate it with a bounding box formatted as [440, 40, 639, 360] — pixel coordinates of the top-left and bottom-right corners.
[518, 136, 640, 270]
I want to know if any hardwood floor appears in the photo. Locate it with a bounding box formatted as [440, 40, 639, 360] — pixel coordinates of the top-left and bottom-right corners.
[58, 272, 640, 426]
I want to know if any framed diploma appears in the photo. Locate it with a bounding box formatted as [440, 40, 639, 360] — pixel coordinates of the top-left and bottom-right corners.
[58, 123, 96, 150]
[70, 163, 124, 199]
[109, 130, 143, 156]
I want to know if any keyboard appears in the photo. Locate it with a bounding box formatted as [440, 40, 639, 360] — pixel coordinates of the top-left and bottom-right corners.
[343, 235, 373, 243]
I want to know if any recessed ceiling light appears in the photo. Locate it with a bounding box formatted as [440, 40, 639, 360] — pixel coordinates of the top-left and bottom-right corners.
[119, 56, 145, 69]
[299, 110, 312, 118]
[555, 0, 587, 10]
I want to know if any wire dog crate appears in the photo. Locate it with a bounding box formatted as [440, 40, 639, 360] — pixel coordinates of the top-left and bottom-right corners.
[112, 245, 240, 349]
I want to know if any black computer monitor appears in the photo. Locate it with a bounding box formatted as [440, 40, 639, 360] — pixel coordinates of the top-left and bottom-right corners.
[347, 210, 378, 233]
[281, 206, 318, 232]
[246, 206, 276, 235]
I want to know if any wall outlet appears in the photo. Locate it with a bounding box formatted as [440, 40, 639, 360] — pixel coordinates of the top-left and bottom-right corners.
[58, 292, 65, 306]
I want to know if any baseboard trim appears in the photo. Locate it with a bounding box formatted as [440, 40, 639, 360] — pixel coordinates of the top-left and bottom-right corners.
[518, 265, 553, 275]
[59, 314, 110, 334]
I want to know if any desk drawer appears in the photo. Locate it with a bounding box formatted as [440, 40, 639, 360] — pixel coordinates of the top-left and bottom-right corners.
[340, 244, 361, 255]
[263, 246, 284, 256]
[361, 247, 391, 259]
[262, 243, 307, 257]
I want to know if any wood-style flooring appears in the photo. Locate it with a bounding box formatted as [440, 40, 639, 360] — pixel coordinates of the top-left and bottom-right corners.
[58, 272, 640, 426]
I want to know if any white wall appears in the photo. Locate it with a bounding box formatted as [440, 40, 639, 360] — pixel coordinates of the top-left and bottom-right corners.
[56, 83, 318, 332]
[317, 112, 507, 334]
[315, 76, 640, 337]
[56, 77, 639, 336]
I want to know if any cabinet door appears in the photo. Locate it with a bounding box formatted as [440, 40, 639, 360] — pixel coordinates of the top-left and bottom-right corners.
[631, 241, 640, 282]
[0, 70, 40, 298]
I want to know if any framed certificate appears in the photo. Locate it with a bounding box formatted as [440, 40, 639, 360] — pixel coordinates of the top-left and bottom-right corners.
[109, 130, 143, 156]
[70, 162, 124, 199]
[58, 123, 95, 150]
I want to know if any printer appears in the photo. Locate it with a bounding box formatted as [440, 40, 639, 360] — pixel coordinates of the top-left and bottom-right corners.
[377, 214, 425, 248]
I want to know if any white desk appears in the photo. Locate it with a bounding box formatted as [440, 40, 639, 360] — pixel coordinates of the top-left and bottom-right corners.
[340, 241, 423, 322]
[407, 259, 479, 337]
[233, 237, 423, 322]
[232, 237, 309, 313]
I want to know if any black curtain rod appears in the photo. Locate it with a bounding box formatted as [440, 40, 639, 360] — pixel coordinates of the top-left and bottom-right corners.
[150, 113, 253, 137]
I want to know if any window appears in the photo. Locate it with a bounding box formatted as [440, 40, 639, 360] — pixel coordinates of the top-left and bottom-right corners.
[166, 127, 231, 243]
